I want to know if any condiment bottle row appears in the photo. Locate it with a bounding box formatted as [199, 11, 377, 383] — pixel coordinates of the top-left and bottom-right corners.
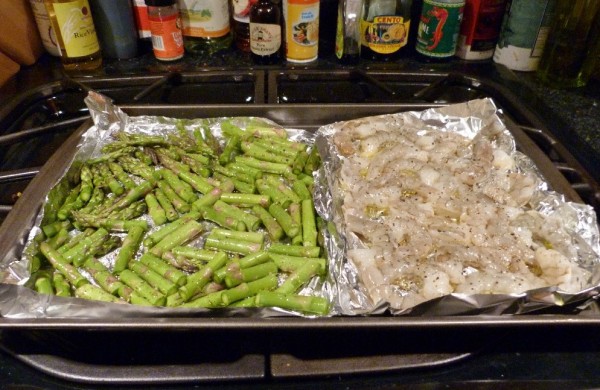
[31, 0, 600, 88]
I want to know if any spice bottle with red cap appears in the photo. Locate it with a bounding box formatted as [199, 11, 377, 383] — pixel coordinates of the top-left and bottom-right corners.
[145, 0, 185, 61]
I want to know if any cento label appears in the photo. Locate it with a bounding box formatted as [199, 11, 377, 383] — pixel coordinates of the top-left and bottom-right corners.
[53, 0, 99, 57]
[360, 16, 410, 54]
[416, 0, 464, 57]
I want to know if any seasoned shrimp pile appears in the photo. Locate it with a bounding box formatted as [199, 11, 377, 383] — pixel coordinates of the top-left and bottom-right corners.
[332, 116, 591, 310]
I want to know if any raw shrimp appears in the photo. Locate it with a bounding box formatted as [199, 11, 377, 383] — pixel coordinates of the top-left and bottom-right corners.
[332, 114, 591, 311]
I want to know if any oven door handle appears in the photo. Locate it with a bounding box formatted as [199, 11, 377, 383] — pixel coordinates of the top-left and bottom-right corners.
[1, 345, 266, 384]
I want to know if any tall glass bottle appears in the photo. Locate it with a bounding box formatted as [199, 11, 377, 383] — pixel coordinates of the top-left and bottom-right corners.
[359, 0, 413, 61]
[178, 0, 232, 55]
[536, 0, 600, 88]
[43, 0, 102, 71]
[335, 0, 361, 64]
[232, 0, 258, 52]
[250, 0, 282, 64]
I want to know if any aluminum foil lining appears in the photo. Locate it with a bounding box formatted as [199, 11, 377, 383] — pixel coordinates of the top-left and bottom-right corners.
[314, 98, 600, 316]
[1, 95, 599, 319]
[0, 91, 331, 319]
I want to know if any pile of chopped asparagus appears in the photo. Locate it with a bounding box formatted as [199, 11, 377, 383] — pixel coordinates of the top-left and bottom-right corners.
[25, 119, 329, 315]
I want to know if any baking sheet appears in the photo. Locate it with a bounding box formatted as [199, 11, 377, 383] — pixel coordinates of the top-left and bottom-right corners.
[1, 95, 599, 320]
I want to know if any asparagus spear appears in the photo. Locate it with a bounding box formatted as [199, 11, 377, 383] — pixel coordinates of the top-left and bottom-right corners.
[139, 253, 187, 286]
[35, 276, 54, 295]
[128, 260, 178, 296]
[154, 188, 179, 222]
[204, 235, 262, 256]
[251, 205, 284, 241]
[275, 259, 322, 294]
[118, 269, 165, 306]
[213, 200, 261, 231]
[113, 225, 146, 273]
[288, 202, 303, 245]
[157, 180, 190, 214]
[75, 284, 123, 303]
[145, 192, 168, 226]
[255, 291, 329, 315]
[108, 161, 136, 190]
[149, 219, 203, 257]
[178, 251, 228, 301]
[53, 272, 72, 297]
[268, 243, 320, 258]
[39, 242, 88, 288]
[143, 211, 201, 247]
[223, 261, 278, 288]
[268, 203, 300, 238]
[301, 198, 318, 247]
[159, 168, 197, 203]
[83, 257, 126, 296]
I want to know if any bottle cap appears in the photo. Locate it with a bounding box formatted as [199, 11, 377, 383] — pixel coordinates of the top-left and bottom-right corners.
[144, 0, 175, 6]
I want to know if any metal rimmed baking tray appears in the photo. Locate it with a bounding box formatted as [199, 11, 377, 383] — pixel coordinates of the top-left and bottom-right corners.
[1, 103, 599, 383]
[1, 102, 598, 324]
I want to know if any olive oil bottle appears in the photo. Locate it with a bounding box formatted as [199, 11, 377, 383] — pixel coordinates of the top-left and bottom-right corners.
[178, 0, 232, 55]
[43, 0, 102, 71]
[359, 0, 413, 61]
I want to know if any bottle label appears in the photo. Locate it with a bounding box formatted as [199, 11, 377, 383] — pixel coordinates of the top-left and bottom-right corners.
[179, 0, 230, 38]
[360, 16, 410, 55]
[29, 0, 60, 56]
[457, 0, 506, 58]
[250, 22, 281, 55]
[416, 0, 464, 58]
[52, 0, 100, 58]
[132, 0, 151, 38]
[232, 0, 257, 23]
[283, 0, 320, 62]
[148, 13, 184, 60]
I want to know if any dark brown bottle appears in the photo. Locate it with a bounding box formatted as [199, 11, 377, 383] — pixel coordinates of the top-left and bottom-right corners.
[249, 0, 282, 64]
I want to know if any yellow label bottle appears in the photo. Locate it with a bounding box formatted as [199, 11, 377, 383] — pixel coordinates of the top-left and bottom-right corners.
[44, 0, 102, 71]
[360, 0, 413, 61]
[283, 0, 320, 63]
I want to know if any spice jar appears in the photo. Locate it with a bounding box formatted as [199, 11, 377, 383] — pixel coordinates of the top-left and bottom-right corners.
[145, 0, 184, 61]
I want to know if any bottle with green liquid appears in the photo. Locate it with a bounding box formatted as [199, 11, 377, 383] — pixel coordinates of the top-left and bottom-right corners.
[177, 0, 232, 55]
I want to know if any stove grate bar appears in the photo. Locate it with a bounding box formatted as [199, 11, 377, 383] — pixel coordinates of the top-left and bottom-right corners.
[0, 116, 88, 146]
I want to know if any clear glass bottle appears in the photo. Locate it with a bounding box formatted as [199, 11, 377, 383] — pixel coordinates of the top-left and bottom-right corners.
[145, 0, 185, 61]
[335, 0, 361, 64]
[43, 0, 102, 71]
[359, 0, 413, 61]
[415, 0, 465, 62]
[250, 0, 282, 64]
[178, 0, 233, 55]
